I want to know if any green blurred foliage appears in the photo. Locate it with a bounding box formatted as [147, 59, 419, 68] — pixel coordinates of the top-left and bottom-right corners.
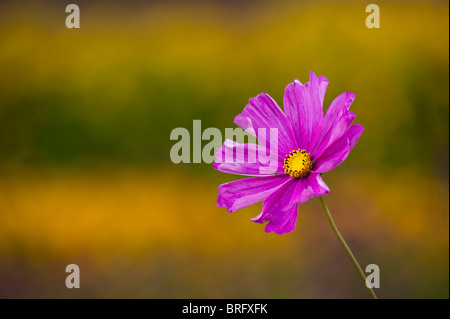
[0, 1, 447, 173]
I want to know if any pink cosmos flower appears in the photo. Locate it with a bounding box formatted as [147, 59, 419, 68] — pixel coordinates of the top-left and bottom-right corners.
[214, 72, 364, 234]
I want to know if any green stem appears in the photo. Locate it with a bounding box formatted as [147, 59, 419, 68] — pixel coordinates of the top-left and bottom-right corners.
[319, 196, 378, 299]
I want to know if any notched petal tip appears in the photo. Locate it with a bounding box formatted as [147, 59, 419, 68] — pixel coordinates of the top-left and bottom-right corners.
[217, 193, 236, 212]
[264, 217, 297, 235]
[318, 75, 329, 83]
[309, 71, 318, 80]
[216, 193, 227, 209]
[343, 92, 356, 110]
[251, 212, 296, 235]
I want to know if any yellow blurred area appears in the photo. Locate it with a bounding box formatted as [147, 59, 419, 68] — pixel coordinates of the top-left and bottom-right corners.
[0, 167, 447, 298]
[0, 169, 447, 256]
[0, 168, 296, 259]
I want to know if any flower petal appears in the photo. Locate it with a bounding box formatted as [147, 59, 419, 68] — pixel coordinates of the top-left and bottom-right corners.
[251, 178, 299, 234]
[311, 91, 356, 159]
[283, 72, 329, 152]
[234, 92, 297, 159]
[312, 124, 364, 173]
[217, 175, 290, 213]
[289, 173, 330, 205]
[213, 139, 283, 176]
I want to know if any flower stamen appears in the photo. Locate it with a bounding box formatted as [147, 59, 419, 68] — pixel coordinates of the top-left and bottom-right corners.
[283, 149, 312, 178]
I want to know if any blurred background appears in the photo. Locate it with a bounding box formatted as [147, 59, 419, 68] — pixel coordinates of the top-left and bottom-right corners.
[0, 0, 448, 298]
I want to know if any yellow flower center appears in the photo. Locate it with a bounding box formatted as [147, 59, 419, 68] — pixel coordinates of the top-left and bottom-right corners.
[283, 149, 312, 178]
